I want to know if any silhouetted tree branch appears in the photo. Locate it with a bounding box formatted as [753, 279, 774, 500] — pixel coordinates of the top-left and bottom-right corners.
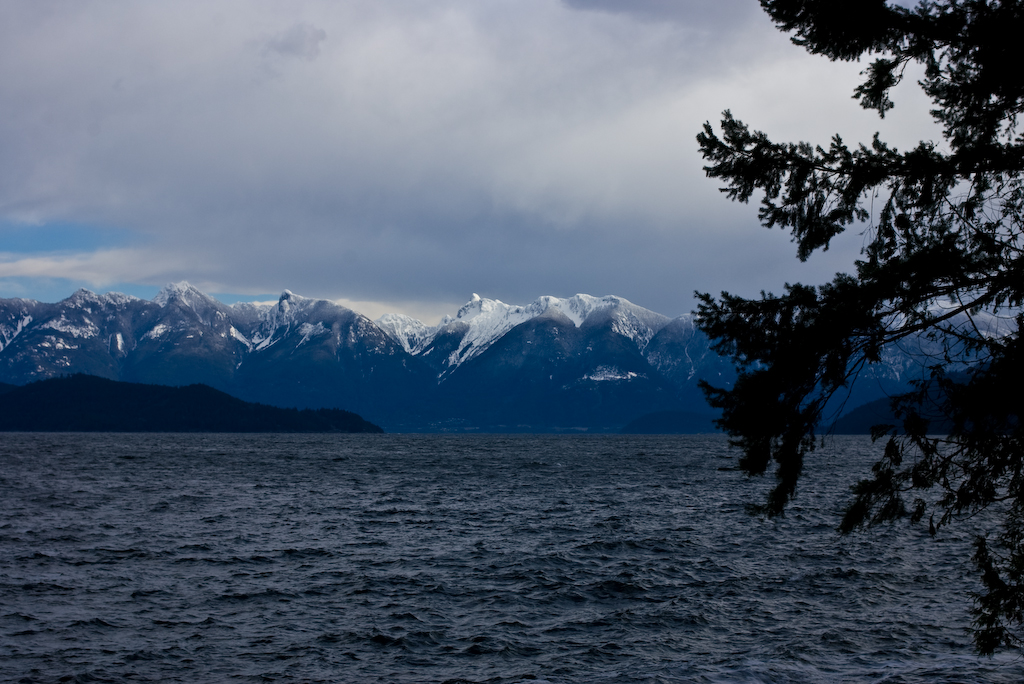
[696, 0, 1024, 654]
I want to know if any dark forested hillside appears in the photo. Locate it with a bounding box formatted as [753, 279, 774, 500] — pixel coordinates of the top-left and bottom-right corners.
[0, 375, 382, 433]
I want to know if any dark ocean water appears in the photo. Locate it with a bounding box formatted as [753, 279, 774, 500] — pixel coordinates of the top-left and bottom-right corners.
[1, 433, 1021, 683]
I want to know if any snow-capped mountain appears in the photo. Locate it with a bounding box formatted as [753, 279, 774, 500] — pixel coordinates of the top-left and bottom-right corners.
[377, 292, 671, 378]
[0, 297, 41, 355]
[1, 282, 981, 431]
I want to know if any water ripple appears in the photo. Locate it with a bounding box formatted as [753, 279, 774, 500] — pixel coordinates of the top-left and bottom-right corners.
[1, 433, 1021, 683]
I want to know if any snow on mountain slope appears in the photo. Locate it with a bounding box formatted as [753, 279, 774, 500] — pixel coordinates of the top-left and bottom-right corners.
[557, 294, 671, 349]
[5, 284, 1016, 430]
[229, 300, 274, 318]
[154, 281, 212, 309]
[40, 289, 142, 341]
[375, 313, 435, 354]
[147, 283, 250, 364]
[65, 288, 139, 310]
[250, 290, 325, 350]
[151, 285, 393, 356]
[0, 299, 39, 354]
[40, 314, 100, 339]
[245, 289, 395, 354]
[377, 293, 672, 374]
[441, 294, 540, 367]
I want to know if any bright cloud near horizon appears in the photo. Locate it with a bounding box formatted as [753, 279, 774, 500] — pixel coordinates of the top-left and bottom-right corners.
[0, 0, 939, 323]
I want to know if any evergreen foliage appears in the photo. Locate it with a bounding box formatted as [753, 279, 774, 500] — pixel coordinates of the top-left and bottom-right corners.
[696, 0, 1024, 653]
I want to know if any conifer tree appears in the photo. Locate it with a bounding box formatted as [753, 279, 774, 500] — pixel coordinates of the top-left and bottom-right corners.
[696, 0, 1024, 653]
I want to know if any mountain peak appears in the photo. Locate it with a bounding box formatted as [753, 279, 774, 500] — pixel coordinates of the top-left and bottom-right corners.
[62, 288, 137, 310]
[424, 292, 673, 372]
[455, 293, 499, 321]
[154, 281, 210, 308]
[275, 289, 306, 315]
[64, 288, 100, 305]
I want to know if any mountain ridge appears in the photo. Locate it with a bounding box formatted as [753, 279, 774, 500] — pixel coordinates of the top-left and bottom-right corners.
[0, 282, 974, 432]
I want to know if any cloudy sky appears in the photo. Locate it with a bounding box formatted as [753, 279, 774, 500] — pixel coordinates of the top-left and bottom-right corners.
[0, 0, 937, 322]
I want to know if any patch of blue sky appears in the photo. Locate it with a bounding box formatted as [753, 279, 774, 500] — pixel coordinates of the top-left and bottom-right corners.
[0, 276, 160, 304]
[0, 221, 142, 254]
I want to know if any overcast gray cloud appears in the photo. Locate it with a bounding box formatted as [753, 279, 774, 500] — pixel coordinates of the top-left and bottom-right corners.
[263, 23, 327, 61]
[563, 0, 762, 26]
[0, 0, 939, 321]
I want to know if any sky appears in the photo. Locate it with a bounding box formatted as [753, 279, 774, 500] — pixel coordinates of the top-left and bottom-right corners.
[0, 0, 939, 323]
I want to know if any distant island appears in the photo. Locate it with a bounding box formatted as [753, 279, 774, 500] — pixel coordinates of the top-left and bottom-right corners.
[0, 374, 383, 433]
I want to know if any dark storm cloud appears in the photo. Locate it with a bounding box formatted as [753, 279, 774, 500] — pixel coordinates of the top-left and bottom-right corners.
[0, 0, 935, 322]
[262, 23, 328, 61]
